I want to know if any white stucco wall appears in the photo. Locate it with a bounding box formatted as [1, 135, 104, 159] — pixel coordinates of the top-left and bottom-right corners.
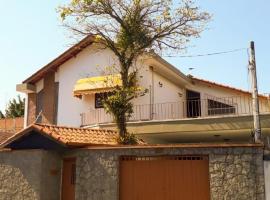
[30, 42, 268, 127]
[152, 72, 184, 104]
[54, 43, 187, 127]
[57, 45, 114, 126]
[186, 81, 265, 117]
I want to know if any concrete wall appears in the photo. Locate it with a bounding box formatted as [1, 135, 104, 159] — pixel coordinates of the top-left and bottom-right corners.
[265, 160, 270, 200]
[70, 146, 265, 200]
[0, 150, 61, 200]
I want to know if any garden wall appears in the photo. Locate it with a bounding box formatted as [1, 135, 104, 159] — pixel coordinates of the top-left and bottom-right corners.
[69, 145, 265, 200]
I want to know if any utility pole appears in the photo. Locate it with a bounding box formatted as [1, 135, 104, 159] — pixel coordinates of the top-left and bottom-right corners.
[249, 41, 261, 143]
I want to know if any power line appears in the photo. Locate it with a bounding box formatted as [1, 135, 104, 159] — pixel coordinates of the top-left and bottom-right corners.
[163, 48, 247, 58]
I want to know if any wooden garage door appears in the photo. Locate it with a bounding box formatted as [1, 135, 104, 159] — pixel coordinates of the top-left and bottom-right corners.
[120, 155, 210, 200]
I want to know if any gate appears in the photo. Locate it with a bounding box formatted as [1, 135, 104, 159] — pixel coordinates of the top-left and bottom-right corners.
[120, 155, 210, 200]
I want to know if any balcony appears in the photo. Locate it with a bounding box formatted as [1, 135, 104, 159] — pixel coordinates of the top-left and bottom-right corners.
[80, 96, 270, 127]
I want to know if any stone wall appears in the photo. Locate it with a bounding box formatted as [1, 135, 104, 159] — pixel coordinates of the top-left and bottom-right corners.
[0, 146, 265, 200]
[265, 151, 270, 200]
[265, 161, 270, 200]
[70, 146, 265, 200]
[0, 150, 61, 200]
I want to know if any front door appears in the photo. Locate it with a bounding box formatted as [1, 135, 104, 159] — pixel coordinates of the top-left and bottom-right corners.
[186, 90, 201, 118]
[62, 158, 76, 200]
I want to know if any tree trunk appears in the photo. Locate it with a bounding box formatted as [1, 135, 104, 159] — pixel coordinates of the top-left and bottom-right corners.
[117, 113, 127, 138]
[117, 62, 130, 138]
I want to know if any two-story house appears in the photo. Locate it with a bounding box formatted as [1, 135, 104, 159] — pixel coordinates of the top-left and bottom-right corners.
[17, 36, 270, 143]
[0, 35, 267, 200]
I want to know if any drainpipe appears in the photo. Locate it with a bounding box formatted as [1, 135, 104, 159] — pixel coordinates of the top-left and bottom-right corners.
[149, 66, 154, 120]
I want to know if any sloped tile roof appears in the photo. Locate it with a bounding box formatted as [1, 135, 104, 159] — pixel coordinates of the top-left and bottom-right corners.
[0, 131, 16, 145]
[1, 123, 118, 148]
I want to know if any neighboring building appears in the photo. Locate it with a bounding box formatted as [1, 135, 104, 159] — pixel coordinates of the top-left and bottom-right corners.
[0, 117, 24, 133]
[17, 36, 270, 143]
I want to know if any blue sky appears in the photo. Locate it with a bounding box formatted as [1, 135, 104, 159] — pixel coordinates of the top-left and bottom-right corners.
[0, 0, 269, 112]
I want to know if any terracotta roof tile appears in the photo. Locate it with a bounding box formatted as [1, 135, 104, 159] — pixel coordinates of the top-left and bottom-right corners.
[34, 123, 119, 146]
[191, 76, 268, 99]
[1, 123, 119, 148]
[0, 131, 16, 145]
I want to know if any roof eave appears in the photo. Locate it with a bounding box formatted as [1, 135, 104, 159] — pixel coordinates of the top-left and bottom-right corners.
[191, 76, 269, 99]
[23, 35, 95, 84]
[151, 53, 191, 84]
[0, 124, 68, 149]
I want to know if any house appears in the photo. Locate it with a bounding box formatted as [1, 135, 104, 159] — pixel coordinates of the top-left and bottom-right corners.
[16, 35, 270, 143]
[0, 36, 268, 200]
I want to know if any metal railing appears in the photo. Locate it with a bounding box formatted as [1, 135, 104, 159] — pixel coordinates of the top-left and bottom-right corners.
[81, 96, 270, 126]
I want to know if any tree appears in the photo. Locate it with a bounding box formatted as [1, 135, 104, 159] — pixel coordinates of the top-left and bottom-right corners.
[5, 95, 25, 118]
[0, 111, 4, 119]
[59, 0, 210, 143]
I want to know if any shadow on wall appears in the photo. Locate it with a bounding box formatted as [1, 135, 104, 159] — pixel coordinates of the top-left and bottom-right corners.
[0, 150, 62, 200]
[0, 151, 41, 199]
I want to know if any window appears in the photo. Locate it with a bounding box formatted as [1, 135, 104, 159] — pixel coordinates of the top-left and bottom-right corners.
[208, 99, 236, 116]
[95, 92, 113, 108]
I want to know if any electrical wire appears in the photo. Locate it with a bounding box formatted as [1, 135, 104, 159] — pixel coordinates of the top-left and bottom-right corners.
[163, 48, 248, 58]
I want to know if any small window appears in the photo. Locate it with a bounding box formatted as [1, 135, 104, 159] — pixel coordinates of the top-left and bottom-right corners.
[208, 99, 235, 116]
[95, 92, 113, 108]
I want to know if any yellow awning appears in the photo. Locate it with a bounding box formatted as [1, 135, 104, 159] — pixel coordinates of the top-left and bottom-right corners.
[73, 75, 122, 97]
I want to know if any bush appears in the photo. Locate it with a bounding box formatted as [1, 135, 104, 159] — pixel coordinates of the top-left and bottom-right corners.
[118, 133, 138, 145]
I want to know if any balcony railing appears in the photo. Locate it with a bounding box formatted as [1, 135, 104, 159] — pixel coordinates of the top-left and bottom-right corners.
[80, 96, 270, 126]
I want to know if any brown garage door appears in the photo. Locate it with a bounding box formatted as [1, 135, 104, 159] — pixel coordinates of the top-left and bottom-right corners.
[120, 155, 210, 200]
